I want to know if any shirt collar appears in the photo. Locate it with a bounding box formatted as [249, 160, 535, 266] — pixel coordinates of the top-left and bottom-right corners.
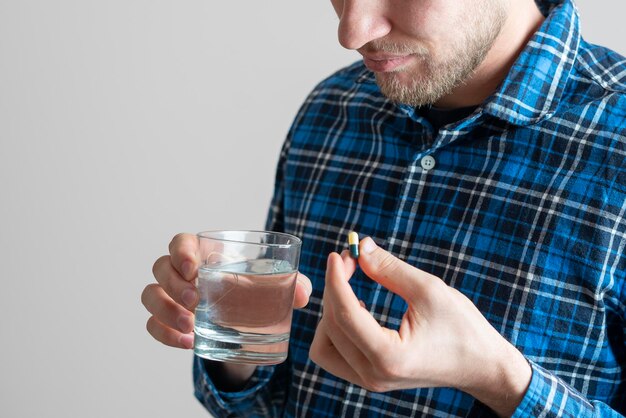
[483, 0, 579, 126]
[355, 0, 579, 127]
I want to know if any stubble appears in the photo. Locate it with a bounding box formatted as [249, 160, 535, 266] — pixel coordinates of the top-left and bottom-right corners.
[373, 1, 508, 107]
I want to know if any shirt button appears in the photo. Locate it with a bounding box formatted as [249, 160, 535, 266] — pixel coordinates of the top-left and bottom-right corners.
[421, 155, 436, 171]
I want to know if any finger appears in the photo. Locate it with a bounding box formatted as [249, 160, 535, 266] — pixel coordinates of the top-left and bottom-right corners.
[153, 255, 199, 311]
[309, 317, 365, 387]
[320, 254, 370, 374]
[168, 233, 201, 281]
[141, 284, 195, 333]
[322, 306, 371, 379]
[293, 272, 312, 309]
[357, 237, 439, 301]
[339, 249, 357, 279]
[146, 316, 194, 349]
[325, 252, 387, 359]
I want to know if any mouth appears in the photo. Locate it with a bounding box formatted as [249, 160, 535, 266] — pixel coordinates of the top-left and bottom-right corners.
[361, 54, 414, 73]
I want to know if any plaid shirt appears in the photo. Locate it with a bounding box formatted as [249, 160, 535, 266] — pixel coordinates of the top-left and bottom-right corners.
[193, 0, 626, 416]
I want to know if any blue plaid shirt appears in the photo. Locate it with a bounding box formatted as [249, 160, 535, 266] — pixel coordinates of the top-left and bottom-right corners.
[193, 0, 626, 416]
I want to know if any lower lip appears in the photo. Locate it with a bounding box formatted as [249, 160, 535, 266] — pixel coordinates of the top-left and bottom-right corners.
[363, 55, 413, 72]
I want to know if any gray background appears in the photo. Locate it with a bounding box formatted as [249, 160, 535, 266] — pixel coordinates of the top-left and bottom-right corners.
[0, 1, 623, 417]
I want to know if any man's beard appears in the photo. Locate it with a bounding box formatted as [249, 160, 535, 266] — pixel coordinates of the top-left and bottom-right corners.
[372, 2, 508, 107]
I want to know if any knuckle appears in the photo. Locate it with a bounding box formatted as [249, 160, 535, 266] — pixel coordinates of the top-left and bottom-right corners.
[308, 326, 330, 366]
[161, 278, 175, 298]
[370, 384, 387, 393]
[377, 252, 399, 279]
[146, 316, 157, 336]
[168, 233, 184, 253]
[335, 307, 354, 329]
[153, 273, 175, 298]
[364, 349, 404, 391]
[147, 317, 173, 346]
[422, 276, 445, 295]
[152, 255, 170, 277]
[168, 232, 192, 254]
[377, 359, 402, 382]
[308, 341, 321, 365]
[363, 377, 388, 393]
[140, 284, 156, 308]
[370, 349, 389, 370]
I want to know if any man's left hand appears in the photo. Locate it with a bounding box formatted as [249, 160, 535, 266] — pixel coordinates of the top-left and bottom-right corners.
[309, 237, 532, 417]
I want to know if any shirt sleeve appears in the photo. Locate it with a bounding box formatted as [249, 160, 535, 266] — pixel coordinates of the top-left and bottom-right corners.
[193, 356, 290, 418]
[466, 360, 625, 417]
[510, 360, 624, 418]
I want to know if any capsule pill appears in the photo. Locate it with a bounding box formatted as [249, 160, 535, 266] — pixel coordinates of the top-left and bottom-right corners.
[348, 231, 359, 259]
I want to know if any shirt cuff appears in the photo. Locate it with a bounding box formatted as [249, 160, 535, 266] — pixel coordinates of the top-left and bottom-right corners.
[511, 359, 594, 417]
[193, 355, 276, 413]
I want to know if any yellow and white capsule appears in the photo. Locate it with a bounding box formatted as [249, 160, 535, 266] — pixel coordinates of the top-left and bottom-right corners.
[348, 231, 359, 259]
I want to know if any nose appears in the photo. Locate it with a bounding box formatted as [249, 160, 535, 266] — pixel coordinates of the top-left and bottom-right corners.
[336, 0, 391, 50]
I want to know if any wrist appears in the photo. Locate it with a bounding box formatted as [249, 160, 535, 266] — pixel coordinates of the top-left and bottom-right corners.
[204, 360, 257, 392]
[463, 338, 532, 417]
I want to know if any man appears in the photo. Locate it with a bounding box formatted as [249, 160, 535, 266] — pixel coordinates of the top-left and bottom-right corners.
[142, 0, 626, 416]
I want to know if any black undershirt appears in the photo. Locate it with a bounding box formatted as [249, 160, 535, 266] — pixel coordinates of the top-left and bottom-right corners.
[416, 104, 478, 132]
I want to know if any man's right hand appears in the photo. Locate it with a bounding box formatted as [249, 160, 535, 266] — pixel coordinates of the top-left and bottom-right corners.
[141, 233, 312, 387]
[141, 233, 201, 349]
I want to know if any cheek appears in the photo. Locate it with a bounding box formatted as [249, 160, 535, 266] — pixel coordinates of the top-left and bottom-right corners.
[393, 1, 456, 42]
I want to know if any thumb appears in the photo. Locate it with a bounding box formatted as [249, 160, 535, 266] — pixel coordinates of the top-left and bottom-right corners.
[357, 237, 434, 301]
[293, 272, 313, 309]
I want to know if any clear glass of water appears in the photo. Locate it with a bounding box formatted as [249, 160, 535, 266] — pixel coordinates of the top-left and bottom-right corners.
[193, 230, 301, 365]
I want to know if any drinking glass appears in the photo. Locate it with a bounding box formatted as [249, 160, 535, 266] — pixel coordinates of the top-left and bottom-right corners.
[193, 230, 301, 364]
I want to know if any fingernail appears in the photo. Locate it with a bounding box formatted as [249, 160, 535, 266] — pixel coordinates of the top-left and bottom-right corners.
[179, 333, 194, 349]
[177, 315, 194, 333]
[182, 288, 198, 308]
[361, 237, 377, 254]
[181, 261, 193, 280]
